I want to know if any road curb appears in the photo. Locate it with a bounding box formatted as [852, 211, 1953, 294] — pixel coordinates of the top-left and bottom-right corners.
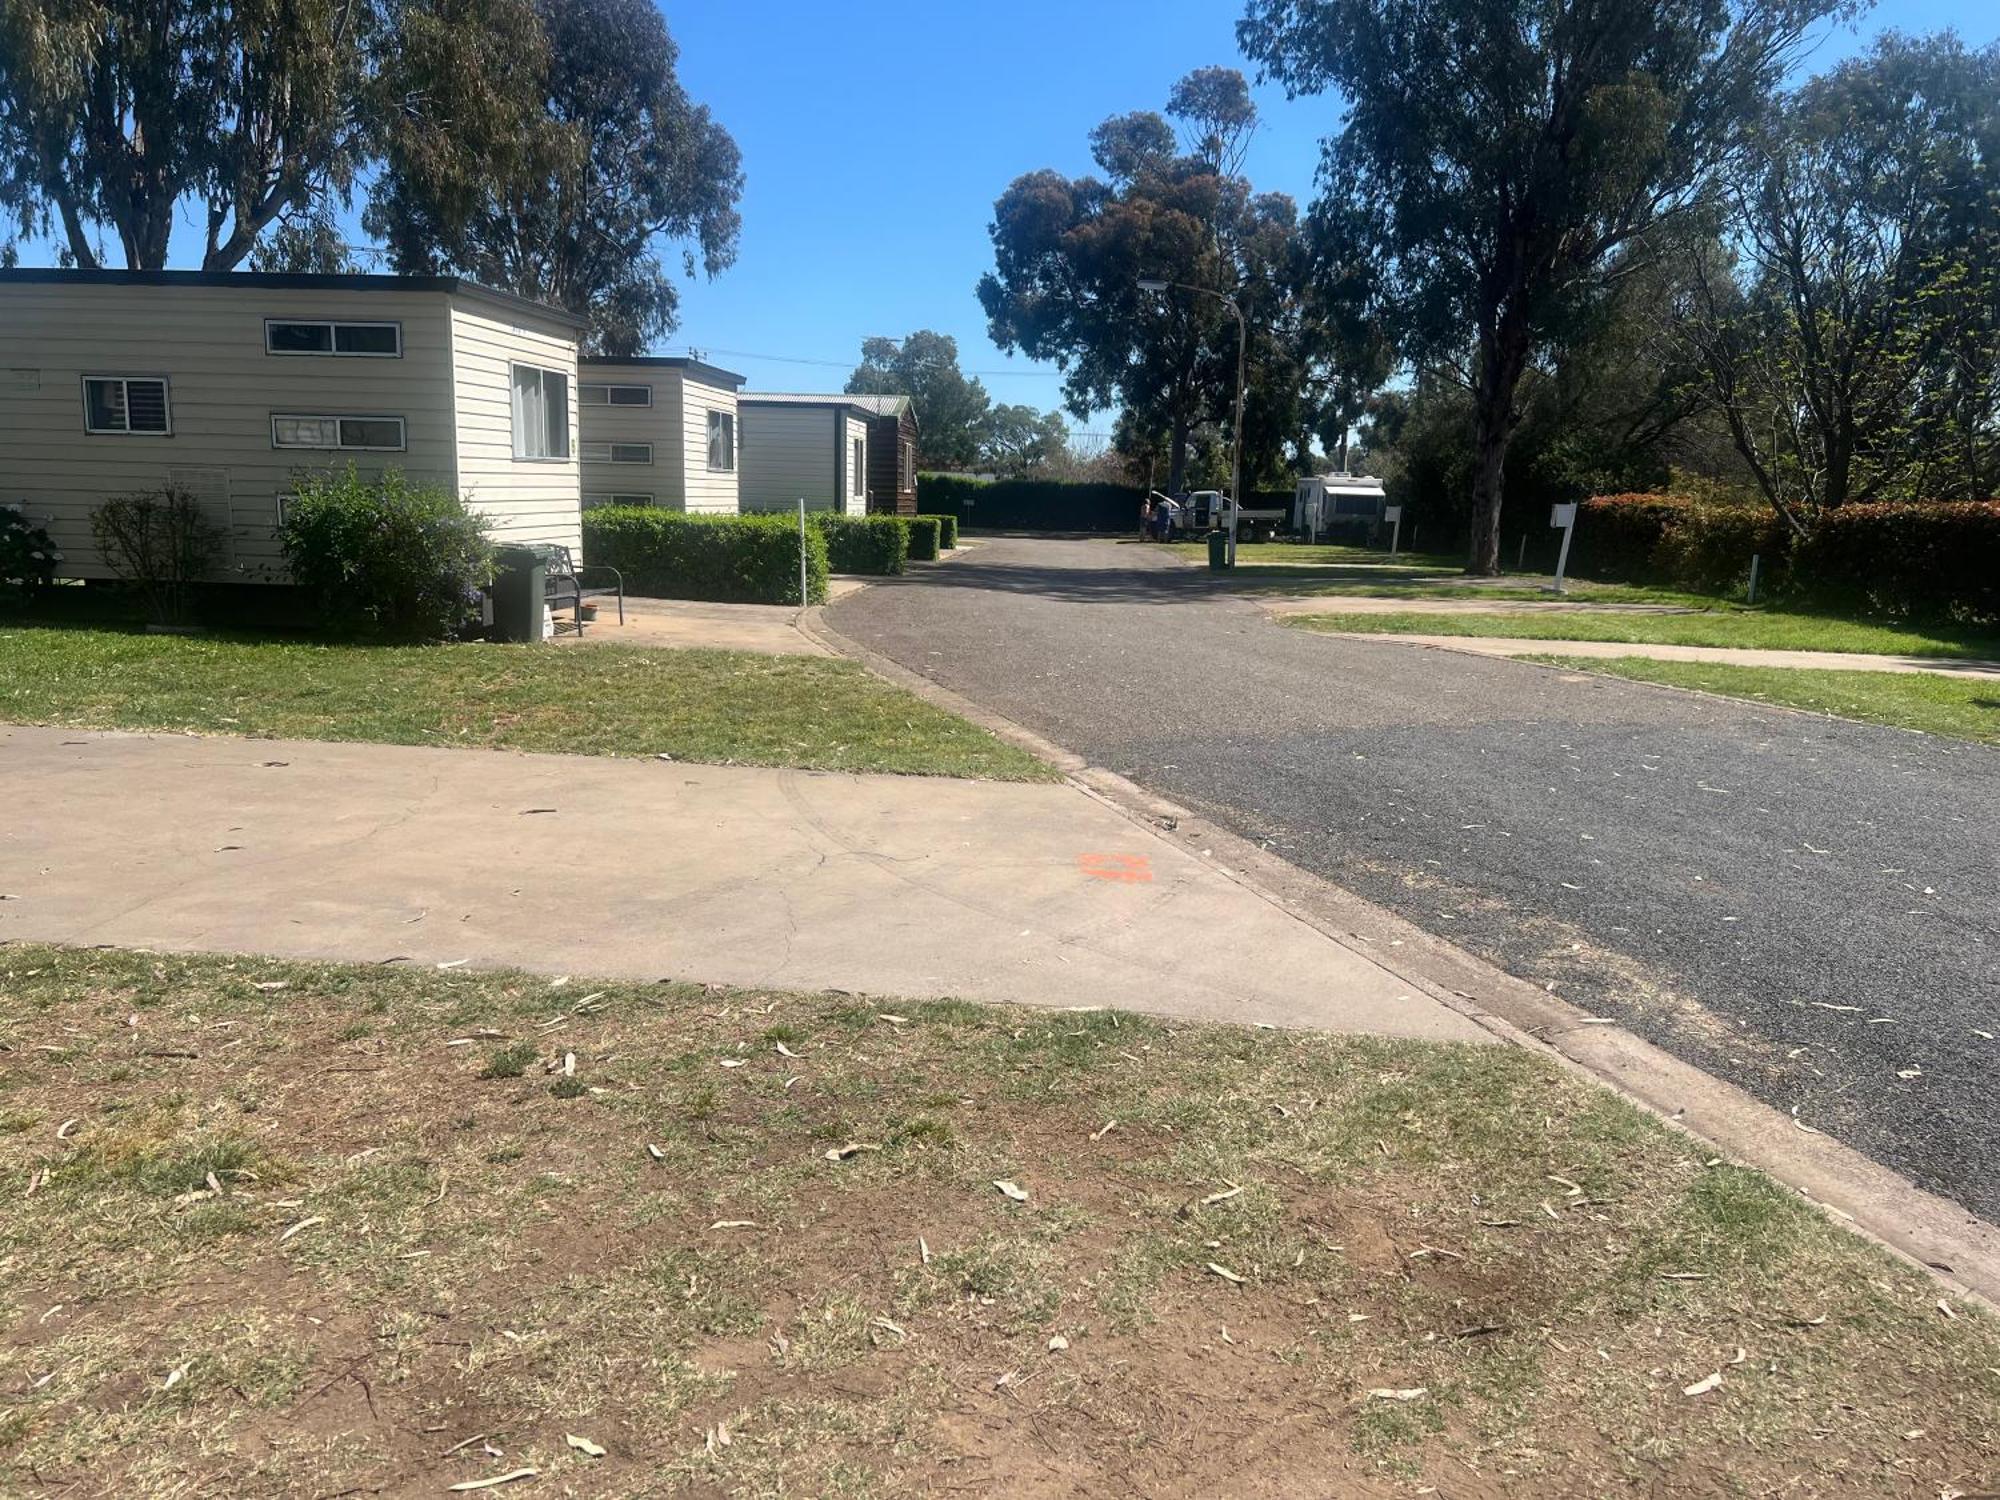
[803, 604, 2000, 1311]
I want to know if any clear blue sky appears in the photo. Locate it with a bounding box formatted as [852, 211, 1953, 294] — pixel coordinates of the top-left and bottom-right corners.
[24, 0, 1992, 430]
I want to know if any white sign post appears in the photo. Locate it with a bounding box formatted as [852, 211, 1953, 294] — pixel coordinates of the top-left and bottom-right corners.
[1384, 504, 1403, 558]
[1549, 502, 1579, 595]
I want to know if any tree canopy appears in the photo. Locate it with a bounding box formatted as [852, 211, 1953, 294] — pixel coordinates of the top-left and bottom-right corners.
[0, 0, 369, 269]
[1675, 32, 2000, 526]
[979, 66, 1317, 493]
[845, 330, 993, 468]
[366, 0, 741, 352]
[1241, 0, 1843, 572]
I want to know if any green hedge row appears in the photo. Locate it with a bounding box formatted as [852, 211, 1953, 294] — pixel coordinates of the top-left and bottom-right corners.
[1574, 493, 2000, 621]
[813, 514, 908, 575]
[920, 513, 959, 550]
[904, 515, 941, 562]
[917, 474, 1145, 533]
[1796, 501, 2000, 622]
[582, 509, 828, 605]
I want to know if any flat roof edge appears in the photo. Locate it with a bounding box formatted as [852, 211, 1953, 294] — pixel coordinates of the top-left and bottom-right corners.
[0, 267, 588, 332]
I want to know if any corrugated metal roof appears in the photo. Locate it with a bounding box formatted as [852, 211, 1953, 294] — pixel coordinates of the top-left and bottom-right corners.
[741, 391, 912, 418]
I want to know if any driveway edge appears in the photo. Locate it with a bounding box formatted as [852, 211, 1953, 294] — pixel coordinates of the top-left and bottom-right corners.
[803, 605, 2000, 1310]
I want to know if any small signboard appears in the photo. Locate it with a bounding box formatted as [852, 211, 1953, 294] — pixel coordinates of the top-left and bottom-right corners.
[1550, 502, 1578, 529]
[1383, 505, 1403, 523]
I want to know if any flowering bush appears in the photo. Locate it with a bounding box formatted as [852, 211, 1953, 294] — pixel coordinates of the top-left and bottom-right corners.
[0, 502, 61, 609]
[278, 466, 492, 641]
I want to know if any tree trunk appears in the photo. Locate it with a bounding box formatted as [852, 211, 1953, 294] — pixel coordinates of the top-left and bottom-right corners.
[1467, 408, 1510, 575]
[1466, 316, 1530, 575]
[1168, 414, 1189, 494]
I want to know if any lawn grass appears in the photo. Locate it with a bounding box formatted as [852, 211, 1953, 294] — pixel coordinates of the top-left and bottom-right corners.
[1532, 655, 2000, 745]
[1161, 539, 1467, 571]
[3, 945, 1996, 1496]
[0, 624, 1054, 780]
[1275, 577, 1732, 605]
[1289, 608, 2000, 659]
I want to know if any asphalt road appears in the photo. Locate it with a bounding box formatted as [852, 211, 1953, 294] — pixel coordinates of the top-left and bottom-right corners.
[830, 536, 2000, 1221]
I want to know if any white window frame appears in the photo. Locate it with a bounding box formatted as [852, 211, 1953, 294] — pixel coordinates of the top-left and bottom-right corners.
[852, 436, 867, 498]
[270, 414, 408, 452]
[81, 375, 172, 436]
[581, 440, 653, 465]
[264, 319, 404, 358]
[900, 439, 915, 491]
[578, 383, 653, 407]
[706, 410, 735, 472]
[510, 363, 572, 461]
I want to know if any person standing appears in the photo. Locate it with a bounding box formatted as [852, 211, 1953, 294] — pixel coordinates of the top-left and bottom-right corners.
[1139, 496, 1153, 540]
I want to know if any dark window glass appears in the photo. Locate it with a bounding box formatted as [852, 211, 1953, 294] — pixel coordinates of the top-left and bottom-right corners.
[333, 323, 400, 356]
[267, 322, 333, 353]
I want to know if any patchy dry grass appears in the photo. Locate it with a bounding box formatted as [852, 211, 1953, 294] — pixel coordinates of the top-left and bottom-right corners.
[2, 946, 1996, 1498]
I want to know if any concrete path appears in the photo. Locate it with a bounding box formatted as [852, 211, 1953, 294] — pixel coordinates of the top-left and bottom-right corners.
[559, 596, 830, 656]
[0, 724, 1482, 1043]
[1297, 630, 2000, 679]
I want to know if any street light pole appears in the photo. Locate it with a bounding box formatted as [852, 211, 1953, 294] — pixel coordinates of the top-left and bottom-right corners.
[1138, 277, 1248, 568]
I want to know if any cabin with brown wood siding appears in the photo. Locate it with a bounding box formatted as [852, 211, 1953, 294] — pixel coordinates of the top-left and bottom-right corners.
[844, 394, 919, 515]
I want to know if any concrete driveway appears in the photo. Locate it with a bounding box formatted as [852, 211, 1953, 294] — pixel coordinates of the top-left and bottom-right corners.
[0, 723, 1482, 1043]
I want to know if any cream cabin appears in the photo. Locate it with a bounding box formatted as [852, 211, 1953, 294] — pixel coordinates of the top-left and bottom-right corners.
[575, 356, 746, 513]
[0, 268, 586, 579]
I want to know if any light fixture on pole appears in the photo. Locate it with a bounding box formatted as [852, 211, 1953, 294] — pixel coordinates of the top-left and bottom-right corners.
[1137, 276, 1247, 568]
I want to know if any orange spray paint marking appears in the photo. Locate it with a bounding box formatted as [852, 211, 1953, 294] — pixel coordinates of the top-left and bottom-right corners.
[1078, 853, 1153, 884]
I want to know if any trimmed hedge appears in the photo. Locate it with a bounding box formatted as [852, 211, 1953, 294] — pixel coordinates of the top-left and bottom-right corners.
[813, 513, 908, 575]
[1653, 505, 1791, 595]
[1573, 492, 1999, 621]
[1794, 501, 2000, 623]
[917, 474, 1145, 533]
[1573, 494, 1695, 582]
[921, 513, 959, 550]
[905, 515, 941, 562]
[582, 508, 828, 605]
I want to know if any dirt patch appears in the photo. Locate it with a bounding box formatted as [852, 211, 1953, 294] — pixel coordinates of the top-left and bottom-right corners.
[2, 946, 1997, 1498]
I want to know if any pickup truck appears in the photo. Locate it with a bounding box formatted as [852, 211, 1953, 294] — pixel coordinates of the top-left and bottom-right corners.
[1179, 490, 1288, 543]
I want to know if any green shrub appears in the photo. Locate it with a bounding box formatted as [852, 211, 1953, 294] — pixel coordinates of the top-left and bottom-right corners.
[905, 515, 941, 562]
[916, 474, 1145, 533]
[1793, 500, 2000, 623]
[90, 486, 229, 624]
[0, 503, 61, 609]
[1653, 505, 1792, 596]
[583, 508, 827, 604]
[921, 513, 959, 549]
[814, 513, 908, 575]
[278, 466, 491, 641]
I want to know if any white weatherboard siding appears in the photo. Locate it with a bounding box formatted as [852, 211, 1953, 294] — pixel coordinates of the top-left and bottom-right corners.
[0, 282, 456, 578]
[739, 404, 840, 513]
[575, 366, 739, 515]
[448, 301, 582, 556]
[681, 377, 739, 514]
[843, 414, 869, 517]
